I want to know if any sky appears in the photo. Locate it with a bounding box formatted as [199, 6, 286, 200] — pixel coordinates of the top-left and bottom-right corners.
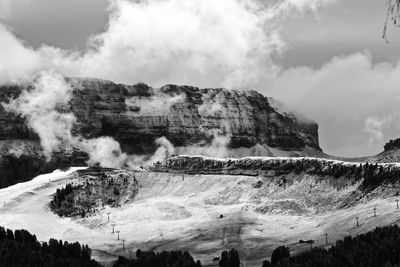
[0, 0, 400, 157]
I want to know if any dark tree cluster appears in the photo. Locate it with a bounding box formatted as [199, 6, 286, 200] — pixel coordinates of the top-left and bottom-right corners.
[362, 162, 385, 188]
[51, 183, 74, 209]
[108, 177, 115, 186]
[113, 249, 201, 267]
[219, 249, 240, 267]
[0, 226, 100, 267]
[113, 186, 120, 196]
[0, 155, 56, 189]
[269, 246, 290, 265]
[263, 225, 400, 267]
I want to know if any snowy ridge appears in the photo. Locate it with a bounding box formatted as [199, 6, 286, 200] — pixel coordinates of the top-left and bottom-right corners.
[165, 155, 400, 176]
[173, 154, 400, 166]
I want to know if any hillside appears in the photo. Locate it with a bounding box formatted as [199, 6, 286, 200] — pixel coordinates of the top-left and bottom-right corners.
[349, 138, 400, 164]
[2, 157, 400, 266]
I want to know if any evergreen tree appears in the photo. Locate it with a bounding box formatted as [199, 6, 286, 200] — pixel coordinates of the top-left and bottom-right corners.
[219, 251, 229, 267]
[271, 246, 290, 265]
[228, 249, 240, 267]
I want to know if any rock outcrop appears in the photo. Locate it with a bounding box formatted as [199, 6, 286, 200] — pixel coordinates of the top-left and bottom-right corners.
[0, 77, 322, 186]
[384, 139, 400, 151]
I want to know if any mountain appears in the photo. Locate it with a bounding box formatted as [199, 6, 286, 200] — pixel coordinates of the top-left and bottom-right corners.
[0, 77, 322, 186]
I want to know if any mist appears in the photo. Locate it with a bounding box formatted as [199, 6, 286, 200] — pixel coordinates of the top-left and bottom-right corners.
[2, 72, 130, 168]
[2, 0, 400, 157]
[3, 71, 75, 159]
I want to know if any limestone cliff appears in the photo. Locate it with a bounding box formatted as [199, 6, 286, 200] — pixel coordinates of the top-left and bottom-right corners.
[0, 78, 322, 186]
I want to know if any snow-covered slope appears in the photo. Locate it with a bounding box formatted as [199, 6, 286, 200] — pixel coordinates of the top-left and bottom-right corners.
[1, 165, 400, 266]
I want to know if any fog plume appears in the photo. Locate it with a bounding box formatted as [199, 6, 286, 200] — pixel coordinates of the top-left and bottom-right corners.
[3, 71, 75, 159]
[83, 137, 128, 168]
[364, 116, 393, 146]
[126, 90, 186, 115]
[147, 137, 176, 164]
[2, 72, 129, 168]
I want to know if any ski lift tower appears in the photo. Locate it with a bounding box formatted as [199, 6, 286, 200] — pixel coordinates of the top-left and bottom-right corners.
[116, 230, 120, 240]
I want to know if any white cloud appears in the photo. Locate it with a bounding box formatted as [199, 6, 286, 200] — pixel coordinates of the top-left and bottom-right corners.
[6, 0, 399, 159]
[2, 71, 130, 168]
[12, 0, 393, 159]
[364, 116, 393, 145]
[0, 0, 30, 20]
[0, 0, 13, 19]
[83, 136, 128, 168]
[0, 0, 336, 87]
[269, 52, 400, 157]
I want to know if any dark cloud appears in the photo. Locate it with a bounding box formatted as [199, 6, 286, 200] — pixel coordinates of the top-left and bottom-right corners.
[0, 0, 108, 50]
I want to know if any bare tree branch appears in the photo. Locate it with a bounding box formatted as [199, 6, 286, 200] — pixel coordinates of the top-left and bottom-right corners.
[383, 0, 400, 41]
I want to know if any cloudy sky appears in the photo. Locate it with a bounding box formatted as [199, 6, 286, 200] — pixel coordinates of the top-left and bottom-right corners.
[0, 0, 400, 157]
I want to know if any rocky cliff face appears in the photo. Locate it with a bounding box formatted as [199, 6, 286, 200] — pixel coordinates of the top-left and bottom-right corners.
[0, 77, 321, 186]
[384, 139, 400, 151]
[75, 80, 320, 153]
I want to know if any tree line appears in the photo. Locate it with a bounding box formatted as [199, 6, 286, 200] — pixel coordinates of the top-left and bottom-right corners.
[0, 226, 99, 267]
[51, 183, 74, 208]
[4, 224, 400, 266]
[263, 225, 400, 267]
[113, 248, 240, 267]
[0, 226, 205, 267]
[168, 156, 400, 190]
[113, 250, 202, 267]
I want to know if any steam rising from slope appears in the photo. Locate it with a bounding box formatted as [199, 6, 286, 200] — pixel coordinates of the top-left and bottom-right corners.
[196, 91, 232, 158]
[3, 72, 75, 159]
[177, 132, 231, 159]
[2, 72, 128, 168]
[147, 137, 176, 164]
[0, 71, 240, 168]
[126, 90, 186, 115]
[83, 137, 128, 168]
[198, 91, 226, 117]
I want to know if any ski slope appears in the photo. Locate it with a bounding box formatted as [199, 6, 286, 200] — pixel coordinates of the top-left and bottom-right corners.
[1, 168, 400, 266]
